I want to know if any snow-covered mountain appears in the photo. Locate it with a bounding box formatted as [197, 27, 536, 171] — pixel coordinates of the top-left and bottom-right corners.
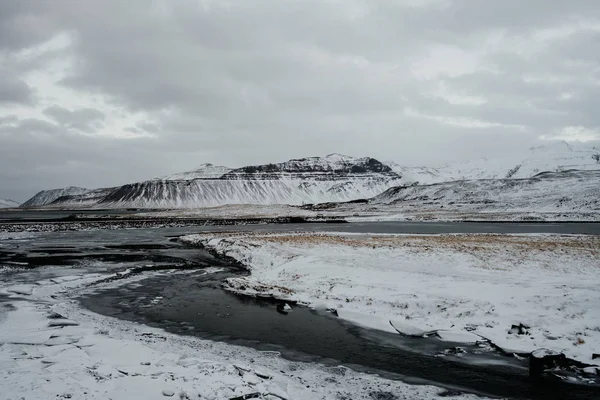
[385, 163, 444, 185]
[312, 170, 600, 219]
[389, 141, 600, 185]
[223, 154, 393, 180]
[373, 170, 599, 212]
[20, 187, 90, 208]
[0, 198, 20, 208]
[19, 144, 600, 211]
[437, 141, 599, 181]
[22, 155, 403, 209]
[158, 163, 233, 180]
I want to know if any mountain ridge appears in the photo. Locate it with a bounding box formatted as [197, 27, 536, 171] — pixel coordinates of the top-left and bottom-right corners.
[21, 154, 403, 209]
[0, 198, 20, 208]
[18, 144, 600, 209]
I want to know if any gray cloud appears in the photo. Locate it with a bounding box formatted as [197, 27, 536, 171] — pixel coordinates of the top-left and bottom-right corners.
[1, 0, 600, 201]
[0, 70, 35, 105]
[43, 105, 105, 133]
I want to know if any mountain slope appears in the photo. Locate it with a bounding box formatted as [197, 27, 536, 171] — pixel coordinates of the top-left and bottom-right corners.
[435, 141, 600, 181]
[224, 154, 394, 179]
[24, 155, 403, 209]
[159, 163, 233, 180]
[0, 198, 20, 208]
[387, 142, 600, 184]
[385, 163, 444, 185]
[20, 187, 90, 208]
[313, 170, 599, 220]
[20, 145, 600, 211]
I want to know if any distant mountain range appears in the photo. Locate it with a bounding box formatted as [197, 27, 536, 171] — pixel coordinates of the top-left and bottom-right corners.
[20, 187, 90, 208]
[0, 198, 20, 209]
[311, 169, 599, 220]
[387, 141, 600, 184]
[20, 154, 403, 209]
[15, 142, 600, 211]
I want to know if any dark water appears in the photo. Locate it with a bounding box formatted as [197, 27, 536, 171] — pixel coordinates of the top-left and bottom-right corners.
[81, 269, 600, 400]
[2, 208, 600, 236]
[0, 209, 149, 221]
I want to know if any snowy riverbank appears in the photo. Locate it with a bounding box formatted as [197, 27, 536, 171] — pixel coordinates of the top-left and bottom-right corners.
[0, 264, 482, 400]
[181, 232, 600, 366]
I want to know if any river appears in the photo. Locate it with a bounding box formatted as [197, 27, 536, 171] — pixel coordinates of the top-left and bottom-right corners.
[1, 218, 599, 399]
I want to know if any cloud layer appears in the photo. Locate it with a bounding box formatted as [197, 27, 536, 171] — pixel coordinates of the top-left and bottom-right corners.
[1, 0, 599, 200]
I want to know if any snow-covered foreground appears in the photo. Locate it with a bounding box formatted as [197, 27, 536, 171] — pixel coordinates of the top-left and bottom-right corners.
[181, 232, 600, 365]
[0, 266, 483, 400]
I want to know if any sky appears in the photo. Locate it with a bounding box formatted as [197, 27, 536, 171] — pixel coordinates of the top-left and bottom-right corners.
[1, 0, 600, 201]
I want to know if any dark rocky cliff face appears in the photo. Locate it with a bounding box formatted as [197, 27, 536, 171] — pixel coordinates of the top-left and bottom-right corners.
[222, 156, 396, 180]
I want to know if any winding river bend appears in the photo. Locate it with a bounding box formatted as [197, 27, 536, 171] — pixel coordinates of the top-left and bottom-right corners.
[2, 214, 600, 399]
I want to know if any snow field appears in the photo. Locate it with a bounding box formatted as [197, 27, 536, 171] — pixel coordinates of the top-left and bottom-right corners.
[182, 232, 600, 364]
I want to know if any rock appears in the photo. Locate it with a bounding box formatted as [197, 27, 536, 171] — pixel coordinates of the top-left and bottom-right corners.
[229, 393, 261, 400]
[48, 319, 79, 327]
[162, 389, 175, 397]
[48, 312, 66, 319]
[276, 304, 289, 315]
[592, 353, 600, 360]
[44, 335, 81, 346]
[529, 349, 566, 378]
[254, 369, 272, 380]
[583, 367, 598, 376]
[438, 390, 464, 397]
[508, 323, 530, 335]
[283, 303, 292, 311]
[327, 308, 339, 316]
[441, 347, 467, 356]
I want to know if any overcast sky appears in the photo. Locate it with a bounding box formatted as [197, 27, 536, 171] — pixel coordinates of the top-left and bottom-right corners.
[1, 0, 600, 201]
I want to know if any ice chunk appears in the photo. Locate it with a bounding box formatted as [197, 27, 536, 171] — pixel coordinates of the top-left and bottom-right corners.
[389, 319, 436, 337]
[436, 330, 481, 344]
[7, 285, 34, 295]
[531, 348, 561, 359]
[337, 310, 398, 334]
[44, 335, 81, 346]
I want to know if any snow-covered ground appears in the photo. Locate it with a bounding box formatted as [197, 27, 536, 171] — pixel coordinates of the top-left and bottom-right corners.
[182, 232, 600, 365]
[0, 264, 483, 400]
